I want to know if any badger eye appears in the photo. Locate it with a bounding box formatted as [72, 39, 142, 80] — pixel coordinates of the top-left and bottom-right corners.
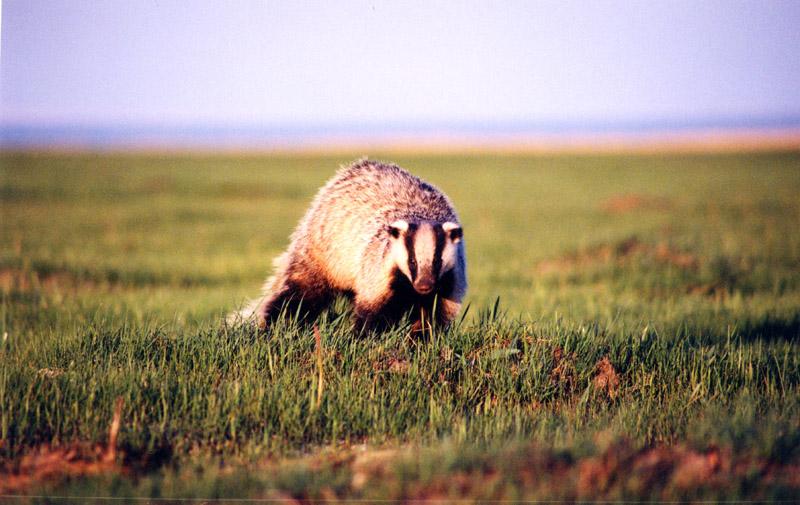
[409, 258, 417, 269]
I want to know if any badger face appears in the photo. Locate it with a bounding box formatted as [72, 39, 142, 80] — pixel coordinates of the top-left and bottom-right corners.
[388, 219, 463, 295]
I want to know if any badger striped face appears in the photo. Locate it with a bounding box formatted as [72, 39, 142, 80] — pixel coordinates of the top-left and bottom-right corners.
[388, 220, 462, 295]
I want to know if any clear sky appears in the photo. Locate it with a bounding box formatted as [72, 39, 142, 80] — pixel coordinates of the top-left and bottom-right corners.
[2, 0, 800, 129]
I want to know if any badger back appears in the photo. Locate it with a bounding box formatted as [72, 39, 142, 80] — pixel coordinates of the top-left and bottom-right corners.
[291, 161, 459, 284]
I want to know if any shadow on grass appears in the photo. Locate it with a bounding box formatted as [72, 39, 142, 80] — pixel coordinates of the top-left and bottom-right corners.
[736, 313, 800, 343]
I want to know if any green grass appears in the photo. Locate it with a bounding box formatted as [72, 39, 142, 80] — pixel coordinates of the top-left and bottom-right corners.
[1, 151, 800, 501]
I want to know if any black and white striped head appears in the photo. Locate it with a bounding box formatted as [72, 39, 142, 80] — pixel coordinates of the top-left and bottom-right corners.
[387, 219, 463, 295]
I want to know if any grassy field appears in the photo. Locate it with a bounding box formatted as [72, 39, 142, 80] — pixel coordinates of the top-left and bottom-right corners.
[1, 151, 800, 502]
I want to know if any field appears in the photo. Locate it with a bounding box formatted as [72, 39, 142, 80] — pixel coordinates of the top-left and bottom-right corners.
[2, 151, 800, 502]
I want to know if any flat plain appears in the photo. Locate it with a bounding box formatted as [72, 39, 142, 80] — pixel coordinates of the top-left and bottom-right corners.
[1, 151, 799, 502]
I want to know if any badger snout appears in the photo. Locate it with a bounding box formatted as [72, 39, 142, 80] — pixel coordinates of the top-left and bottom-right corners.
[413, 278, 435, 295]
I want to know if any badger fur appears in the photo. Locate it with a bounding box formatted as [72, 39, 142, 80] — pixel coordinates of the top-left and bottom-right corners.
[232, 159, 467, 332]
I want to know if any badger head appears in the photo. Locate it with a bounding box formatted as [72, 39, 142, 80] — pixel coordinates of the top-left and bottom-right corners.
[387, 219, 463, 295]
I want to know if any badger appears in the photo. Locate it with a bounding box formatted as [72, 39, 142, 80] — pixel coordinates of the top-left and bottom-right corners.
[231, 159, 467, 333]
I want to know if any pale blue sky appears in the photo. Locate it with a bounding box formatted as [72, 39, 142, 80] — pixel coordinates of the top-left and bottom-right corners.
[2, 0, 800, 130]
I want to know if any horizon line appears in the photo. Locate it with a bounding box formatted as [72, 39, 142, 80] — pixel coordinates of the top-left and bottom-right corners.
[2, 126, 799, 156]
[3, 116, 800, 152]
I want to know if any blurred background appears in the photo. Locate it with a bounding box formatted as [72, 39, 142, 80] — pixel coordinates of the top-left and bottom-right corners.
[2, 0, 800, 151]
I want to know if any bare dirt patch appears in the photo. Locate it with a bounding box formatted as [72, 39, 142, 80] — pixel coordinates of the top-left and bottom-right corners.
[572, 441, 787, 498]
[372, 355, 411, 375]
[549, 346, 577, 395]
[688, 283, 730, 301]
[535, 236, 699, 275]
[593, 356, 620, 400]
[324, 441, 798, 501]
[0, 398, 124, 494]
[0, 267, 101, 294]
[601, 194, 672, 214]
[5, 435, 798, 500]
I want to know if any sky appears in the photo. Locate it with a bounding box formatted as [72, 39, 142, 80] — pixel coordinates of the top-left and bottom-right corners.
[2, 0, 800, 139]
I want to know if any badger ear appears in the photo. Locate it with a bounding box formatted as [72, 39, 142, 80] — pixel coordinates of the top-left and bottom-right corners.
[388, 219, 409, 238]
[442, 222, 463, 243]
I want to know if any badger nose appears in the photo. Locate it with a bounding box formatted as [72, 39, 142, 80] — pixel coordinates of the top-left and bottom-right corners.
[414, 280, 434, 294]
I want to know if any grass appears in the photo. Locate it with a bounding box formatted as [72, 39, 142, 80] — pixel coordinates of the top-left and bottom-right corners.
[1, 150, 800, 502]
